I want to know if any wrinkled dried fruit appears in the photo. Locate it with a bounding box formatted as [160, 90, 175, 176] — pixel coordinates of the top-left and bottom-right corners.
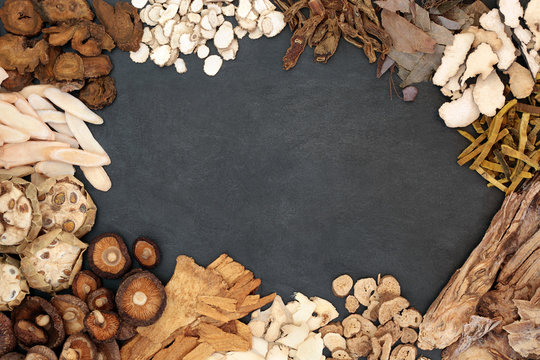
[72, 270, 101, 302]
[132, 236, 160, 269]
[84, 310, 120, 343]
[79, 76, 116, 110]
[53, 53, 84, 81]
[51, 295, 89, 335]
[0, 313, 16, 356]
[115, 270, 166, 327]
[93, 0, 143, 52]
[32, 0, 93, 23]
[87, 288, 115, 312]
[0, 0, 43, 36]
[87, 233, 131, 279]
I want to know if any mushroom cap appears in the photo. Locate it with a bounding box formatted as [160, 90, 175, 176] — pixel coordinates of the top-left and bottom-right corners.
[72, 270, 101, 302]
[25, 345, 58, 360]
[0, 254, 29, 311]
[132, 237, 160, 269]
[11, 296, 65, 350]
[51, 295, 89, 335]
[87, 288, 115, 312]
[59, 334, 97, 360]
[0, 0, 43, 36]
[115, 320, 137, 341]
[96, 340, 120, 360]
[20, 229, 87, 294]
[84, 311, 120, 343]
[87, 233, 131, 279]
[0, 313, 16, 356]
[115, 270, 166, 327]
[0, 353, 24, 360]
[37, 177, 96, 238]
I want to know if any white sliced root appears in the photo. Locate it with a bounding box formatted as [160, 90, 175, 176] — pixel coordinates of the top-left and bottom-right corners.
[27, 94, 56, 111]
[0, 166, 34, 178]
[34, 161, 76, 177]
[0, 141, 70, 169]
[19, 85, 54, 99]
[130, 43, 151, 63]
[214, 21, 234, 49]
[0, 101, 55, 140]
[52, 132, 79, 148]
[174, 58, 188, 73]
[472, 70, 505, 116]
[37, 110, 67, 124]
[499, 0, 523, 28]
[132, 0, 148, 8]
[0, 93, 19, 104]
[65, 113, 107, 155]
[14, 95, 41, 120]
[48, 123, 74, 137]
[204, 55, 223, 76]
[432, 33, 475, 87]
[258, 11, 286, 38]
[0, 67, 8, 86]
[439, 86, 480, 128]
[461, 43, 499, 84]
[80, 166, 112, 192]
[0, 125, 30, 144]
[45, 147, 111, 167]
[197, 45, 210, 59]
[525, 0, 540, 51]
[479, 9, 517, 70]
[43, 87, 103, 125]
[505, 62, 536, 99]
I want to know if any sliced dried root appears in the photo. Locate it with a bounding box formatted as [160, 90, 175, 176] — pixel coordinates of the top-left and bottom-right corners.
[19, 85, 54, 99]
[0, 100, 54, 140]
[34, 161, 76, 177]
[52, 132, 79, 148]
[0, 141, 69, 168]
[45, 147, 111, 167]
[37, 110, 67, 124]
[0, 165, 34, 177]
[80, 166, 112, 192]
[27, 94, 55, 111]
[65, 113, 107, 154]
[0, 124, 30, 144]
[43, 87, 103, 125]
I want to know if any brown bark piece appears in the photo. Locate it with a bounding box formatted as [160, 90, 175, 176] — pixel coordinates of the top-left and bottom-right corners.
[419, 173, 540, 350]
[152, 335, 198, 360]
[183, 342, 215, 360]
[196, 323, 250, 352]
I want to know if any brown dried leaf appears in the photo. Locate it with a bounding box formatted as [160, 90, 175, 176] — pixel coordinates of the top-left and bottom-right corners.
[374, 0, 410, 14]
[381, 9, 436, 54]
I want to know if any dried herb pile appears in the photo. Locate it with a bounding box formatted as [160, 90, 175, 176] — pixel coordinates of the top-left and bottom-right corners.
[0, 0, 143, 110]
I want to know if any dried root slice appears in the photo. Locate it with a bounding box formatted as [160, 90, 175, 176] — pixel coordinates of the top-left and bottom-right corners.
[0, 166, 34, 178]
[0, 101, 54, 141]
[439, 87, 480, 128]
[71, 270, 101, 302]
[332, 274, 353, 298]
[393, 308, 422, 328]
[0, 125, 30, 144]
[345, 295, 359, 313]
[463, 26, 502, 50]
[432, 33, 475, 87]
[79, 76, 117, 110]
[389, 344, 417, 360]
[354, 278, 377, 306]
[472, 70, 505, 116]
[378, 297, 410, 325]
[53, 53, 84, 81]
[0, 141, 69, 169]
[34, 161, 75, 178]
[45, 148, 110, 167]
[37, 110, 66, 124]
[87, 233, 131, 279]
[27, 95, 54, 112]
[0, 0, 42, 36]
[43, 87, 103, 125]
[52, 132, 79, 148]
[81, 166, 111, 192]
[19, 85, 53, 99]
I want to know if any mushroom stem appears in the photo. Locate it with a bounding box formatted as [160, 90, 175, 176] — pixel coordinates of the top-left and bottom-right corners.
[106, 251, 118, 263]
[132, 291, 147, 306]
[93, 310, 105, 326]
[35, 314, 50, 327]
[63, 348, 80, 360]
[82, 284, 91, 295]
[95, 298, 108, 308]
[63, 311, 77, 322]
[141, 248, 152, 260]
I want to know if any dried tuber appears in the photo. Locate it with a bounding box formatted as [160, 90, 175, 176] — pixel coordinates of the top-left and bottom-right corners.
[93, 0, 143, 52]
[0, 35, 49, 74]
[0, 0, 43, 36]
[78, 76, 117, 110]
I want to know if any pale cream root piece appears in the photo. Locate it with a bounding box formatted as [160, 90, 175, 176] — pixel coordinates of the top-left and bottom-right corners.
[332, 274, 353, 297]
[332, 349, 352, 359]
[505, 62, 535, 98]
[214, 22, 234, 49]
[0, 166, 34, 177]
[292, 293, 316, 325]
[0, 141, 69, 168]
[377, 275, 401, 298]
[266, 344, 288, 360]
[441, 65, 466, 99]
[37, 110, 66, 124]
[461, 43, 499, 84]
[45, 148, 111, 167]
[400, 328, 418, 344]
[353, 277, 377, 306]
[433, 33, 475, 86]
[295, 333, 324, 360]
[19, 85, 53, 99]
[499, 0, 523, 28]
[0, 67, 8, 85]
[34, 161, 76, 177]
[345, 295, 359, 313]
[43, 88, 103, 125]
[307, 296, 339, 330]
[48, 123, 74, 137]
[393, 308, 423, 328]
[0, 101, 54, 140]
[14, 95, 40, 120]
[52, 132, 79, 148]
[258, 11, 286, 37]
[463, 26, 502, 51]
[174, 58, 188, 74]
[389, 344, 417, 360]
[342, 314, 377, 338]
[65, 113, 107, 155]
[525, 0, 540, 50]
[27, 94, 55, 111]
[131, 43, 150, 63]
[323, 333, 346, 352]
[472, 70, 505, 116]
[378, 297, 410, 325]
[439, 87, 480, 128]
[80, 167, 112, 192]
[0, 125, 30, 144]
[479, 9, 517, 70]
[204, 55, 223, 76]
[276, 323, 309, 349]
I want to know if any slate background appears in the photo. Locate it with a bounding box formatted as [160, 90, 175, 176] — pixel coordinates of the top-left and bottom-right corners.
[1, 1, 504, 357]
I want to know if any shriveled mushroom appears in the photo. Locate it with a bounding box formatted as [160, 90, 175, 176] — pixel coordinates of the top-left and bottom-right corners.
[96, 340, 120, 360]
[72, 270, 101, 302]
[332, 274, 353, 298]
[11, 296, 65, 350]
[0, 0, 43, 36]
[132, 237, 161, 269]
[51, 295, 89, 335]
[0, 255, 29, 311]
[0, 353, 24, 360]
[0, 35, 49, 74]
[87, 233, 131, 279]
[84, 310, 120, 343]
[87, 288, 115, 312]
[25, 345, 58, 360]
[115, 270, 166, 327]
[59, 334, 97, 360]
[0, 313, 16, 356]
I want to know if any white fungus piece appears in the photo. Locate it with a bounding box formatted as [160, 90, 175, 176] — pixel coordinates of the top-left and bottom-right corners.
[441, 65, 466, 99]
[130, 43, 150, 63]
[258, 11, 286, 38]
[472, 70, 505, 116]
[461, 43, 499, 84]
[203, 55, 223, 76]
[525, 0, 540, 51]
[150, 45, 172, 66]
[439, 86, 480, 128]
[499, 0, 523, 28]
[479, 9, 517, 70]
[433, 33, 475, 86]
[174, 58, 187, 74]
[197, 45, 210, 59]
[505, 62, 535, 99]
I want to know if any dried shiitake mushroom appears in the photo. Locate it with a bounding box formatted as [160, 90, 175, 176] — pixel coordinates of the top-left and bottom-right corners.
[25, 345, 58, 360]
[53, 53, 84, 81]
[0, 178, 41, 254]
[37, 176, 96, 238]
[59, 334, 96, 360]
[87, 233, 131, 279]
[51, 295, 89, 335]
[20, 229, 87, 293]
[115, 320, 136, 341]
[0, 0, 43, 36]
[31, 0, 93, 23]
[115, 270, 166, 327]
[96, 341, 120, 360]
[72, 270, 101, 302]
[93, 0, 142, 52]
[79, 76, 116, 110]
[0, 34, 48, 74]
[0, 255, 29, 311]
[87, 288, 115, 312]
[84, 310, 119, 343]
[11, 296, 65, 350]
[1, 69, 33, 91]
[132, 237, 160, 269]
[0, 353, 24, 360]
[0, 313, 16, 356]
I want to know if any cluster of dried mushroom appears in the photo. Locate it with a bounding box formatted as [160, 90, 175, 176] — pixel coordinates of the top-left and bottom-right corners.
[0, 84, 112, 192]
[0, 0, 143, 110]
[418, 172, 540, 359]
[0, 232, 166, 360]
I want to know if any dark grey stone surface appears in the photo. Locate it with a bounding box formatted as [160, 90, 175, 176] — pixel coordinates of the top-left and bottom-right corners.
[1, 4, 504, 357]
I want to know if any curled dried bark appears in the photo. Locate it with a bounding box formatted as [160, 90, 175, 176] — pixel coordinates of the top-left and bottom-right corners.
[32, 0, 93, 23]
[53, 52, 84, 81]
[79, 76, 116, 110]
[93, 0, 142, 52]
[1, 70, 33, 91]
[0, 0, 43, 36]
[82, 55, 113, 78]
[0, 34, 49, 74]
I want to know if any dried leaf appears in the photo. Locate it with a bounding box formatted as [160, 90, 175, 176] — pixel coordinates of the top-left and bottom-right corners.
[382, 10, 436, 54]
[374, 0, 410, 13]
